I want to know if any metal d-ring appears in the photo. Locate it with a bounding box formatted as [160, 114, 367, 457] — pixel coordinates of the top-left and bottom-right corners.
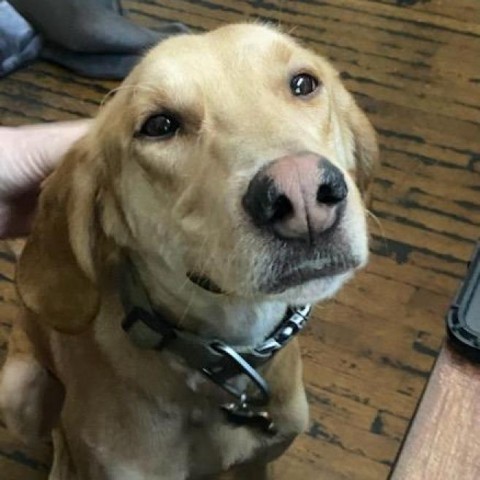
[202, 341, 271, 406]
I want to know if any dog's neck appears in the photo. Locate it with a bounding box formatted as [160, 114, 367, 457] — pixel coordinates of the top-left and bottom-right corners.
[128, 252, 287, 346]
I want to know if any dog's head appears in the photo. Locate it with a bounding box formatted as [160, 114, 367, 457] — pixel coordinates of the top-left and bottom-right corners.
[17, 24, 378, 332]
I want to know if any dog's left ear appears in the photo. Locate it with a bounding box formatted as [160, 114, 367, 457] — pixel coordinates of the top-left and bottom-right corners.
[330, 75, 379, 202]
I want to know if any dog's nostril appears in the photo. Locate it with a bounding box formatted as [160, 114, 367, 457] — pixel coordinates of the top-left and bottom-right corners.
[270, 194, 293, 223]
[243, 175, 294, 227]
[317, 183, 346, 205]
[316, 162, 348, 205]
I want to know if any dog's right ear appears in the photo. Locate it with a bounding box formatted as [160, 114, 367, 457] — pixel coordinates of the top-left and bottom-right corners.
[324, 64, 379, 204]
[16, 137, 102, 334]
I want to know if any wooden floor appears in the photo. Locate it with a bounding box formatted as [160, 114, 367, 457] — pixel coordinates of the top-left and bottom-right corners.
[1, 1, 479, 479]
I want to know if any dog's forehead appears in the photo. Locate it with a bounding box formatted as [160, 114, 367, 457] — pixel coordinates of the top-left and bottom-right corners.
[122, 24, 333, 122]
[135, 24, 300, 88]
[208, 23, 297, 58]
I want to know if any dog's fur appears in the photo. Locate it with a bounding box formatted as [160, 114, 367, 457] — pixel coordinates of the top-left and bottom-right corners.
[0, 24, 378, 479]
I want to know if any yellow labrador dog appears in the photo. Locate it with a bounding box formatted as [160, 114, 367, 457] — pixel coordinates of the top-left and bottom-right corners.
[0, 23, 378, 479]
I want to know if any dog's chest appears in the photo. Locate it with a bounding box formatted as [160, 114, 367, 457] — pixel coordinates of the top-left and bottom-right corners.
[54, 310, 306, 478]
[76, 388, 289, 479]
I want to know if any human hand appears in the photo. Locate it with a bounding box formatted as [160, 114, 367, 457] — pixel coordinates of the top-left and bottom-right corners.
[0, 120, 91, 238]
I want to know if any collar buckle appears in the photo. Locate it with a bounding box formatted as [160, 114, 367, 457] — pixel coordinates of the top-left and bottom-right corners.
[255, 305, 311, 355]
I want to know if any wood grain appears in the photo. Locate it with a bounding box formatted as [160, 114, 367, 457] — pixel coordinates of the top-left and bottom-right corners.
[392, 344, 480, 480]
[1, 0, 479, 478]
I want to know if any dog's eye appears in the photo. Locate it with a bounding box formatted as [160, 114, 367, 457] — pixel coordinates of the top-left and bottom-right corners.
[290, 73, 319, 96]
[139, 113, 180, 139]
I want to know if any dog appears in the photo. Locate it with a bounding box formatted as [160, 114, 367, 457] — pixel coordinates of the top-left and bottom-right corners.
[0, 23, 378, 479]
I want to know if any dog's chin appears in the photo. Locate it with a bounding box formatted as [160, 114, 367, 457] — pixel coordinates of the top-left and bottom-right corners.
[187, 263, 358, 304]
[187, 239, 367, 298]
[270, 271, 354, 305]
[260, 263, 354, 294]
[256, 251, 364, 299]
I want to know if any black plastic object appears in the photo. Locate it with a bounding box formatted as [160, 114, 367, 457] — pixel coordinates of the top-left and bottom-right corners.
[446, 241, 480, 362]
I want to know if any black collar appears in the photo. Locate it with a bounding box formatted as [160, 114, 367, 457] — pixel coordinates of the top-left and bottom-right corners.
[119, 260, 311, 434]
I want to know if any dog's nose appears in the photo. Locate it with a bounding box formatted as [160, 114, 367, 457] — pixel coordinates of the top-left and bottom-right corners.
[242, 152, 347, 242]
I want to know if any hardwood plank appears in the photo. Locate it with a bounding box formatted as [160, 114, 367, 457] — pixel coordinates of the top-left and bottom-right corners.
[367, 1, 480, 25]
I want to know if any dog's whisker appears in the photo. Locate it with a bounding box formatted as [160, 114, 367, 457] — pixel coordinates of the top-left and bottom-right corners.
[366, 209, 385, 241]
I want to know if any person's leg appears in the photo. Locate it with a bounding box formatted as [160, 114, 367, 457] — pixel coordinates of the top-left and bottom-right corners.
[9, 0, 189, 78]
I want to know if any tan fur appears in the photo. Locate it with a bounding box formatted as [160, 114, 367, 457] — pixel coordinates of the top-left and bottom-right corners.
[1, 24, 378, 479]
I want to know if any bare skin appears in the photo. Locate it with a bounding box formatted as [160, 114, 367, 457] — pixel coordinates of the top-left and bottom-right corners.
[0, 120, 90, 238]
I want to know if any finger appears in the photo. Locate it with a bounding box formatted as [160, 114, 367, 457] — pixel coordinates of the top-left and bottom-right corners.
[18, 119, 92, 176]
[0, 119, 91, 197]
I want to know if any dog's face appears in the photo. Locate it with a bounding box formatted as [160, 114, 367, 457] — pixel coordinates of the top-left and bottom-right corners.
[97, 23, 377, 305]
[17, 24, 378, 332]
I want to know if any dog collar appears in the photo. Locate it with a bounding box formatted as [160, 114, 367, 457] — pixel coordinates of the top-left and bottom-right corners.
[119, 260, 311, 434]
